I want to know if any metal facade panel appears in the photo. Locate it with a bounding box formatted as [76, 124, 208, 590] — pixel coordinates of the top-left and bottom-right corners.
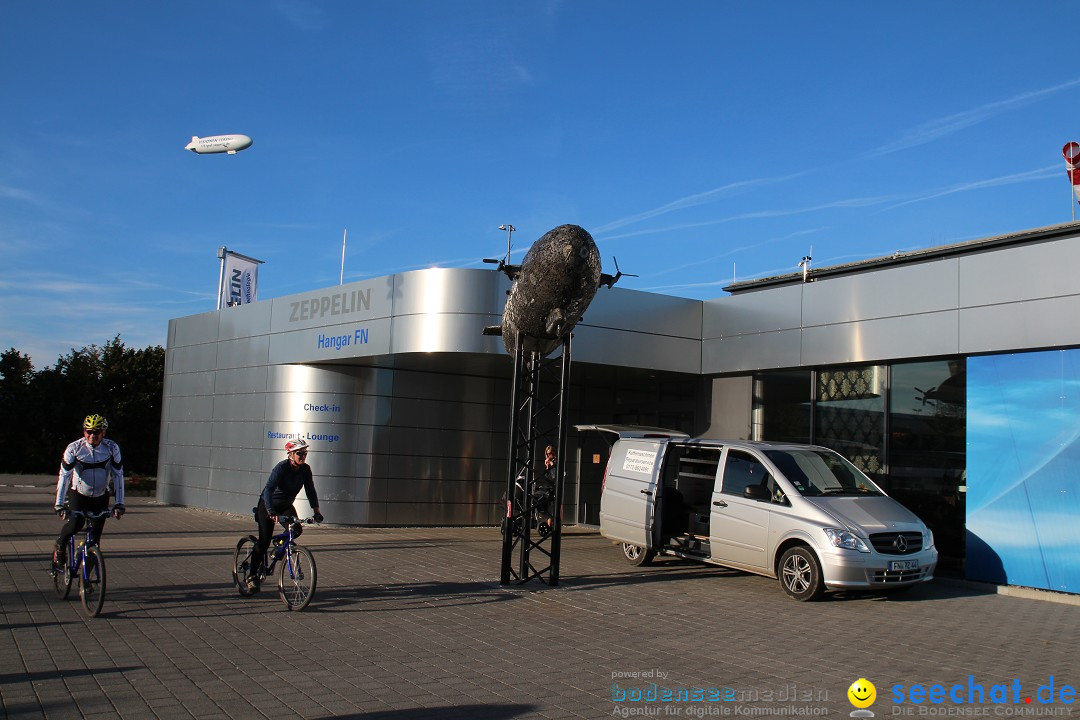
[165, 420, 213, 446]
[208, 445, 264, 473]
[266, 364, 393, 395]
[390, 396, 502, 433]
[213, 367, 269, 395]
[314, 476, 382, 503]
[161, 443, 211, 467]
[204, 488, 255, 516]
[391, 268, 507, 316]
[207, 468, 263, 494]
[159, 483, 209, 508]
[212, 393, 267, 422]
[703, 286, 803, 339]
[705, 376, 753, 439]
[218, 300, 272, 340]
[267, 318, 393, 364]
[159, 464, 209, 490]
[269, 276, 394, 334]
[390, 313, 505, 355]
[330, 501, 388, 525]
[803, 260, 959, 326]
[171, 312, 220, 347]
[386, 455, 499, 486]
[262, 424, 388, 457]
[388, 427, 500, 459]
[960, 296, 1080, 354]
[261, 391, 391, 426]
[381, 477, 472, 503]
[701, 329, 802, 374]
[959, 236, 1080, 307]
[167, 344, 219, 374]
[801, 311, 960, 366]
[584, 288, 703, 338]
[207, 422, 265, 455]
[384, 501, 491, 526]
[167, 371, 216, 397]
[165, 395, 215, 423]
[216, 336, 270, 369]
[391, 367, 508, 403]
[572, 326, 701, 373]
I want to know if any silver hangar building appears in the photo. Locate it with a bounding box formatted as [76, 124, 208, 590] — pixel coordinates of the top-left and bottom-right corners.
[159, 222, 1080, 594]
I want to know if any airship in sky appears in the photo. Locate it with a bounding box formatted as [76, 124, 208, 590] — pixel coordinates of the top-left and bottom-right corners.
[184, 134, 253, 155]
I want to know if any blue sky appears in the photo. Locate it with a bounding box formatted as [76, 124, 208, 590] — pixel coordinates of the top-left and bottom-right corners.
[2, 2, 1078, 368]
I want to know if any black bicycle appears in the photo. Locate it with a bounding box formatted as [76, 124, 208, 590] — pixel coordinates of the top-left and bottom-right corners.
[232, 514, 318, 611]
[500, 471, 554, 538]
[52, 509, 112, 618]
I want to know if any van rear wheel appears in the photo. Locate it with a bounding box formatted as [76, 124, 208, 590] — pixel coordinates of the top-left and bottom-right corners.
[621, 543, 654, 566]
[779, 546, 824, 601]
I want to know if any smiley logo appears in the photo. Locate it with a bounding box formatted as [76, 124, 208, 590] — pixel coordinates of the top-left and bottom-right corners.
[848, 678, 876, 708]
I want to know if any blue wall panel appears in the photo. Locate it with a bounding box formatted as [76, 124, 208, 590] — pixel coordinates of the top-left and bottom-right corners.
[967, 351, 1080, 593]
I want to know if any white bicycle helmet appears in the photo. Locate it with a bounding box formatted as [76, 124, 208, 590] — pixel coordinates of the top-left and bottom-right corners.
[284, 438, 309, 454]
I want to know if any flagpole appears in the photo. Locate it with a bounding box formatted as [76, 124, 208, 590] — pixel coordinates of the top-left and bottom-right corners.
[216, 246, 227, 310]
[340, 228, 347, 285]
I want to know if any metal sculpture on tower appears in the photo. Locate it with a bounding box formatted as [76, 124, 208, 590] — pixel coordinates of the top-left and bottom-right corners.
[484, 224, 630, 585]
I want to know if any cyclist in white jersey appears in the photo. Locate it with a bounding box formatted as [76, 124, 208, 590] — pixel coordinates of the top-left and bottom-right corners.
[53, 414, 125, 571]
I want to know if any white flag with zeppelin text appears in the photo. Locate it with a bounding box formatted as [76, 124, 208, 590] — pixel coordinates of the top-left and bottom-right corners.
[221, 251, 262, 307]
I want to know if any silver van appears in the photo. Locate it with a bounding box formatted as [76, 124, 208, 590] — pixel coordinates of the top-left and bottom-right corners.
[589, 426, 938, 600]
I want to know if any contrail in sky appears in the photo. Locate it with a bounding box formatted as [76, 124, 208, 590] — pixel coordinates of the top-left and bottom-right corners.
[593, 175, 800, 235]
[866, 77, 1080, 157]
[884, 165, 1059, 210]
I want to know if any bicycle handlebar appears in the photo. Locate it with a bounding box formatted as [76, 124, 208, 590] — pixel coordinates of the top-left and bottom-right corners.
[274, 515, 320, 525]
[65, 509, 113, 520]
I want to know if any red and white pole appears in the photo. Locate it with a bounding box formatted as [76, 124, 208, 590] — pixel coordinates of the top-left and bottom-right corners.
[1064, 142, 1080, 218]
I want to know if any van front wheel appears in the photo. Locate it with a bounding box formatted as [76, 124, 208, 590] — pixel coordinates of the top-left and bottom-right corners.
[621, 543, 654, 566]
[779, 546, 824, 601]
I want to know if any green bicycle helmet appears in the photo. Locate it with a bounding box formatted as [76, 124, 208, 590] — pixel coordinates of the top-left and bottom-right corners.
[83, 414, 109, 432]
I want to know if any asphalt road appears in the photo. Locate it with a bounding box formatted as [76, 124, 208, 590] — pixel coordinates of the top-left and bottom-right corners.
[1, 482, 1078, 719]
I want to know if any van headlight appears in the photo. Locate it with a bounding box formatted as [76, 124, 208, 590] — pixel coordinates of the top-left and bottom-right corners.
[823, 528, 870, 553]
[924, 528, 935, 550]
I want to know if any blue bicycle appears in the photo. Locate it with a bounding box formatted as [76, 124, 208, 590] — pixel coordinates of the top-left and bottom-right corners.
[52, 509, 112, 618]
[232, 514, 318, 611]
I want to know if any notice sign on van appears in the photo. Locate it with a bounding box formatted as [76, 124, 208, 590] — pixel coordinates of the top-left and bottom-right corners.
[622, 448, 657, 475]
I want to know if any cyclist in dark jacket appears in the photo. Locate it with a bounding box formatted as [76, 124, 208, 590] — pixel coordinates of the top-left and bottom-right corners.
[248, 438, 323, 591]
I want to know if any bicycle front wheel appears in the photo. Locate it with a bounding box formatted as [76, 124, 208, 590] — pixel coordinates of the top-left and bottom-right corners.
[79, 546, 106, 618]
[53, 548, 72, 599]
[278, 545, 316, 611]
[232, 536, 258, 596]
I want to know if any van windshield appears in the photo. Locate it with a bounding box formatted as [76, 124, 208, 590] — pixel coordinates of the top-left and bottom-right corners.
[763, 449, 882, 497]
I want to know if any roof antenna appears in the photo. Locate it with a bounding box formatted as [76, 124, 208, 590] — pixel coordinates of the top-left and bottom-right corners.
[798, 245, 813, 283]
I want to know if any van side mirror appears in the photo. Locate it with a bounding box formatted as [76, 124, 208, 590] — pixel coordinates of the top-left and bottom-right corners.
[744, 485, 769, 501]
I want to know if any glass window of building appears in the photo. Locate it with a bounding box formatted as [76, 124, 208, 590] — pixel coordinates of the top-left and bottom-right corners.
[888, 358, 966, 563]
[752, 371, 812, 443]
[814, 365, 886, 480]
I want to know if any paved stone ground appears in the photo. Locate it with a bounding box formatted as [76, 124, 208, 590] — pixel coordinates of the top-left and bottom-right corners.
[1, 481, 1078, 719]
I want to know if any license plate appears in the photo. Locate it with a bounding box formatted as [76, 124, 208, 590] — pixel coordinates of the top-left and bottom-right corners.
[889, 560, 919, 572]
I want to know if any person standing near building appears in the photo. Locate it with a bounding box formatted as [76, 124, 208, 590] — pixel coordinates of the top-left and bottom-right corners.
[53, 414, 125, 571]
[247, 438, 323, 591]
[534, 444, 558, 530]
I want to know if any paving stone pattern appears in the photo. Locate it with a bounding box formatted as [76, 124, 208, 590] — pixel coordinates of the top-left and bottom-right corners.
[1, 483, 1078, 719]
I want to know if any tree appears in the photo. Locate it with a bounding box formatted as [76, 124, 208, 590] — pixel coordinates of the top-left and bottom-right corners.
[0, 337, 165, 475]
[0, 349, 36, 472]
